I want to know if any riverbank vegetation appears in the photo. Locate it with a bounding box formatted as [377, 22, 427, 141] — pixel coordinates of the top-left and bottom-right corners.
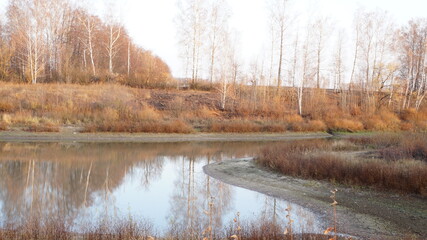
[0, 83, 427, 133]
[257, 133, 427, 195]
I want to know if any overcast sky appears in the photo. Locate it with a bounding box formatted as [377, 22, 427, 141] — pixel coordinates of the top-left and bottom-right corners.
[0, 0, 426, 78]
[122, 0, 426, 78]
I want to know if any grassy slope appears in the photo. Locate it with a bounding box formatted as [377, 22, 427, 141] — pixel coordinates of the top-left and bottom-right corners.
[0, 83, 426, 133]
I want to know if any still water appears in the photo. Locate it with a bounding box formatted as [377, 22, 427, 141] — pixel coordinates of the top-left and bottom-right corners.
[0, 141, 322, 234]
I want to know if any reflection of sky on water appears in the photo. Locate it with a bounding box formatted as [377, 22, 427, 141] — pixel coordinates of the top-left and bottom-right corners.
[0, 142, 322, 234]
[72, 157, 321, 234]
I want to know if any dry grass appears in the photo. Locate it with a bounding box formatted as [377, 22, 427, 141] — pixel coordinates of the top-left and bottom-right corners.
[84, 120, 193, 133]
[0, 216, 351, 240]
[208, 120, 262, 133]
[206, 120, 289, 133]
[0, 121, 7, 131]
[0, 216, 154, 240]
[349, 133, 427, 162]
[324, 119, 364, 132]
[0, 82, 426, 133]
[257, 135, 427, 195]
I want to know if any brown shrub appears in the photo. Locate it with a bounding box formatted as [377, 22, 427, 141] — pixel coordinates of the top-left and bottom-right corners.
[26, 123, 60, 133]
[84, 119, 193, 134]
[400, 108, 427, 131]
[283, 114, 304, 124]
[208, 121, 262, 133]
[364, 116, 387, 131]
[379, 134, 427, 162]
[195, 106, 219, 119]
[0, 121, 8, 131]
[258, 140, 427, 195]
[400, 122, 414, 131]
[325, 119, 364, 132]
[261, 124, 286, 132]
[305, 120, 327, 132]
[135, 106, 161, 121]
[103, 107, 120, 121]
[400, 108, 418, 121]
[2, 114, 11, 124]
[363, 110, 401, 131]
[0, 102, 14, 112]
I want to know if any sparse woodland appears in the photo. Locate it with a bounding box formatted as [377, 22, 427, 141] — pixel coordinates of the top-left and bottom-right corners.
[0, 0, 426, 133]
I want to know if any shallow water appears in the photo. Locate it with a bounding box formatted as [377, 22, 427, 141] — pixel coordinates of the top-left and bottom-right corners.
[0, 141, 322, 234]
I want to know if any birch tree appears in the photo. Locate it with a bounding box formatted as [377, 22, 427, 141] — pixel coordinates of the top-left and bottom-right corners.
[398, 19, 427, 110]
[349, 9, 363, 91]
[43, 0, 73, 80]
[77, 10, 98, 76]
[313, 17, 331, 89]
[7, 0, 46, 84]
[333, 30, 346, 92]
[297, 27, 313, 116]
[217, 31, 239, 110]
[104, 0, 123, 75]
[177, 0, 207, 86]
[206, 0, 229, 84]
[270, 0, 288, 92]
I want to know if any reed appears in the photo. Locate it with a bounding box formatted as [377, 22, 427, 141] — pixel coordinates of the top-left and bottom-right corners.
[257, 135, 427, 195]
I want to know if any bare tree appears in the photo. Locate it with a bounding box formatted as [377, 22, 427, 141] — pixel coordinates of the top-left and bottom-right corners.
[290, 31, 299, 88]
[296, 24, 314, 116]
[349, 8, 363, 91]
[43, 0, 73, 80]
[177, 0, 207, 86]
[313, 17, 332, 89]
[270, 0, 288, 92]
[8, 0, 47, 84]
[106, 23, 121, 75]
[216, 29, 239, 110]
[77, 9, 98, 76]
[206, 0, 229, 84]
[333, 29, 346, 92]
[104, 0, 122, 75]
[397, 19, 427, 110]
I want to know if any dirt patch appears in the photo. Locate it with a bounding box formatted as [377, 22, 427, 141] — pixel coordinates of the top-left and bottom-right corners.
[203, 159, 427, 239]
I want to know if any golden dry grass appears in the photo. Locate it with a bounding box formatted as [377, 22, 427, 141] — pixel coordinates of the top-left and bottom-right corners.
[0, 83, 427, 133]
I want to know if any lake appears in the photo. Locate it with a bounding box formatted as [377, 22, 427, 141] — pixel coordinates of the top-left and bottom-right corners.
[0, 141, 322, 236]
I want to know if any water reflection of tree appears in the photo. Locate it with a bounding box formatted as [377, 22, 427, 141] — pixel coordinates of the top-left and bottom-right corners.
[0, 141, 283, 230]
[167, 154, 233, 239]
[259, 196, 319, 234]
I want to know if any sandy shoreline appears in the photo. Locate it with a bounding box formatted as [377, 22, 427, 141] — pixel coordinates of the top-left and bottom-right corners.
[0, 131, 332, 143]
[203, 159, 427, 239]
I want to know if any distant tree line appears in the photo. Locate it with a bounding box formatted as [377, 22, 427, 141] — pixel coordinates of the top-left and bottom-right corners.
[176, 0, 427, 114]
[0, 0, 173, 87]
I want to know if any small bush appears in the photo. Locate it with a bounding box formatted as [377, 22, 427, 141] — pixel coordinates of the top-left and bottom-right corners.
[103, 107, 120, 121]
[208, 121, 262, 133]
[261, 124, 286, 132]
[26, 123, 60, 133]
[2, 114, 11, 124]
[0, 121, 8, 131]
[0, 102, 14, 112]
[325, 119, 364, 132]
[135, 106, 161, 121]
[84, 119, 193, 134]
